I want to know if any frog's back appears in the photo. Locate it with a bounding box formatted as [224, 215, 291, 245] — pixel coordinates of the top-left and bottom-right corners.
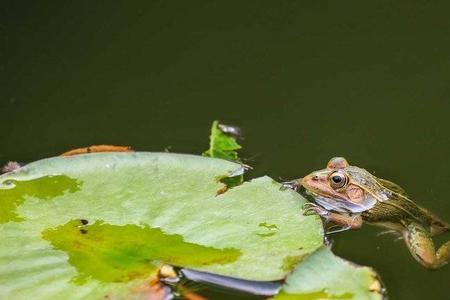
[362, 193, 449, 235]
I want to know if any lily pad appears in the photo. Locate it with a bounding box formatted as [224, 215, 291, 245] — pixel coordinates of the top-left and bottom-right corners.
[0, 152, 323, 299]
[274, 247, 383, 300]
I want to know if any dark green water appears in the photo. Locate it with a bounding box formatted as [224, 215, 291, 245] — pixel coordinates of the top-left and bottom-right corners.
[1, 1, 450, 299]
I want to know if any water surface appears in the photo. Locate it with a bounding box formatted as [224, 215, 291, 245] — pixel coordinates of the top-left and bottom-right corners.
[2, 2, 450, 299]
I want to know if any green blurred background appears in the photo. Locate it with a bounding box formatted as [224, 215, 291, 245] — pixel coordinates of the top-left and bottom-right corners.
[1, 1, 450, 299]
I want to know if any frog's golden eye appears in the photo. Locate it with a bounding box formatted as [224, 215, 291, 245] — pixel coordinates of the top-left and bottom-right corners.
[329, 172, 348, 189]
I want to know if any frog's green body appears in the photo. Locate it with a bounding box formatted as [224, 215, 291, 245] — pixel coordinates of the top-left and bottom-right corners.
[296, 157, 450, 269]
[361, 190, 447, 236]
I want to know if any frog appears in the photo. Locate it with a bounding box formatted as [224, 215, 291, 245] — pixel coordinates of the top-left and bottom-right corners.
[284, 157, 450, 269]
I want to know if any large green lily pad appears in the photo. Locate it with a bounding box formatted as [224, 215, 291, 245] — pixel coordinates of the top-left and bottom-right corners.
[0, 152, 323, 299]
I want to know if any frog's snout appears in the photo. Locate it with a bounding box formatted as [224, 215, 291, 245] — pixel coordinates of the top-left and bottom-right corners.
[301, 172, 327, 193]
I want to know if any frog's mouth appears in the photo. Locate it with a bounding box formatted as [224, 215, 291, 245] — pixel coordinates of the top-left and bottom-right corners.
[302, 189, 369, 213]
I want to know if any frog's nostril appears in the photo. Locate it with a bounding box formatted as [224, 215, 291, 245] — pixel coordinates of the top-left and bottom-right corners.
[312, 175, 319, 181]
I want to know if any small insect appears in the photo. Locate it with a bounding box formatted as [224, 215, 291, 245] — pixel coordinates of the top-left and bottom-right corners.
[218, 124, 243, 139]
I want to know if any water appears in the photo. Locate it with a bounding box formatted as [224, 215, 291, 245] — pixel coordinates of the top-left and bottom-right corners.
[1, 1, 450, 299]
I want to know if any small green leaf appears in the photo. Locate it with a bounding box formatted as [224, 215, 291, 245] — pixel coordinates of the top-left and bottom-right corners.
[203, 120, 242, 162]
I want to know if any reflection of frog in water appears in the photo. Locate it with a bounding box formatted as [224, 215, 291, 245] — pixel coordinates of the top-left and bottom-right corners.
[285, 157, 450, 269]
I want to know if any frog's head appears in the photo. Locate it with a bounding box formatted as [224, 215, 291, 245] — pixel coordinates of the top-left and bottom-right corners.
[301, 157, 390, 213]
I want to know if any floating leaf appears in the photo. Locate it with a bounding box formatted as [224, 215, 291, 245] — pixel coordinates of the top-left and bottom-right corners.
[203, 120, 242, 162]
[0, 152, 323, 299]
[274, 247, 384, 300]
[203, 120, 245, 192]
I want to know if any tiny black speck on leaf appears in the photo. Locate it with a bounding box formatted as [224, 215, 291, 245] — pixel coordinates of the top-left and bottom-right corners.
[80, 229, 88, 234]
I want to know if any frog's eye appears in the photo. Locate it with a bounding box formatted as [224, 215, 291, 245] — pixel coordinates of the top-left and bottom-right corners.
[329, 172, 348, 189]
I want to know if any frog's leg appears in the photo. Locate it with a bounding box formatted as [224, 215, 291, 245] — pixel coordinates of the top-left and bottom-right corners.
[323, 213, 363, 234]
[402, 222, 450, 269]
[61, 145, 133, 156]
[303, 203, 362, 234]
